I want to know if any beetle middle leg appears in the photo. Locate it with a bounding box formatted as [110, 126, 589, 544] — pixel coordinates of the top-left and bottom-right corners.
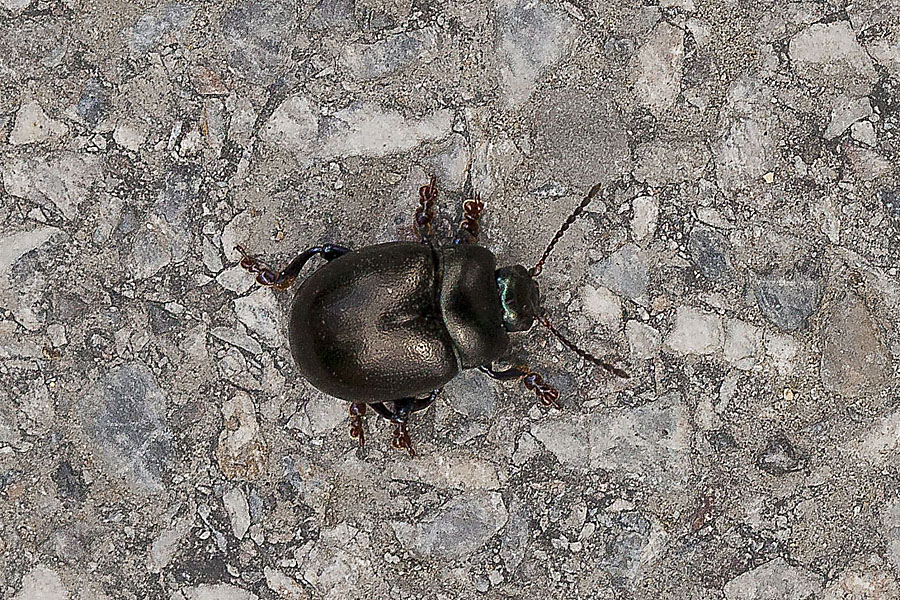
[235, 243, 350, 290]
[479, 364, 561, 409]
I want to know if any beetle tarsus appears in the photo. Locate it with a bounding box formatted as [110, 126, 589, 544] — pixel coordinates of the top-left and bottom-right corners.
[349, 402, 367, 446]
[454, 195, 485, 245]
[391, 421, 415, 457]
[480, 364, 561, 409]
[415, 176, 438, 241]
[522, 371, 561, 409]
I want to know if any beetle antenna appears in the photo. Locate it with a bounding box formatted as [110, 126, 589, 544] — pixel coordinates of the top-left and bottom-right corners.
[530, 181, 625, 277]
[538, 314, 629, 378]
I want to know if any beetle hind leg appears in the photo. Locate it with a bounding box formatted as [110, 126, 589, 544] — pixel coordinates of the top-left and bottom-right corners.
[235, 243, 350, 290]
[368, 390, 440, 457]
[348, 402, 367, 446]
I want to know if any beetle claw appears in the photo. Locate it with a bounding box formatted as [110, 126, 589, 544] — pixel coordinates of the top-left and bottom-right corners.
[391, 422, 415, 457]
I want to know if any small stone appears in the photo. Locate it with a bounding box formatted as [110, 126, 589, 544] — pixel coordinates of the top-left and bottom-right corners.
[762, 171, 774, 184]
[148, 515, 194, 573]
[629, 22, 685, 115]
[223, 487, 251, 539]
[764, 331, 800, 376]
[665, 306, 724, 355]
[217, 391, 268, 480]
[2, 153, 101, 220]
[631, 195, 659, 243]
[723, 558, 823, 599]
[753, 276, 820, 331]
[633, 138, 709, 185]
[582, 284, 622, 328]
[76, 81, 108, 126]
[821, 292, 891, 398]
[824, 95, 872, 140]
[757, 432, 803, 475]
[234, 287, 283, 345]
[264, 567, 309, 600]
[723, 319, 762, 370]
[851, 120, 876, 146]
[0, 0, 31, 13]
[130, 228, 172, 279]
[341, 28, 438, 81]
[788, 21, 877, 95]
[183, 584, 258, 600]
[113, 123, 147, 151]
[127, 3, 197, 53]
[688, 227, 734, 282]
[217, 265, 255, 294]
[261, 96, 452, 163]
[391, 492, 508, 560]
[625, 320, 662, 359]
[591, 243, 649, 304]
[495, 0, 577, 108]
[12, 565, 68, 600]
[288, 392, 345, 437]
[51, 460, 88, 503]
[9, 101, 67, 145]
[211, 325, 263, 355]
[76, 362, 172, 493]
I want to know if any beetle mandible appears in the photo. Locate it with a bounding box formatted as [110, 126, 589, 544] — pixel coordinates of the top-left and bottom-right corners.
[236, 178, 628, 455]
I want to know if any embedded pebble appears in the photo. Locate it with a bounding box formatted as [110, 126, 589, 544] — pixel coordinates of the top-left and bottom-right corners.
[590, 243, 649, 304]
[665, 306, 724, 355]
[223, 487, 251, 539]
[495, 0, 577, 108]
[820, 292, 891, 398]
[753, 276, 820, 331]
[75, 362, 172, 494]
[9, 101, 67, 145]
[625, 320, 662, 359]
[234, 288, 283, 345]
[630, 22, 685, 115]
[12, 565, 68, 600]
[391, 492, 508, 560]
[723, 558, 823, 599]
[789, 21, 877, 95]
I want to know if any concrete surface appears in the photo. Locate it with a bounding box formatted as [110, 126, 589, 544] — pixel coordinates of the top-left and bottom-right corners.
[1, 0, 899, 598]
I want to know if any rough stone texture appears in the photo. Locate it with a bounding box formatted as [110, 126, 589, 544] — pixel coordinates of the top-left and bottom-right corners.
[821, 292, 891, 398]
[2, 1, 899, 598]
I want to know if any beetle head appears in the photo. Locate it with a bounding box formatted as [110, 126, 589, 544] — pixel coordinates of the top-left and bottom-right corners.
[497, 265, 540, 332]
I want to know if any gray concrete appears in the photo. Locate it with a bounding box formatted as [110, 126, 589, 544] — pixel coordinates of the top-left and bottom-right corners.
[1, 0, 899, 598]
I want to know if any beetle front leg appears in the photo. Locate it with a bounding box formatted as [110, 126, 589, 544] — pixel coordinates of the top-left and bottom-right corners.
[414, 176, 438, 242]
[479, 364, 561, 409]
[235, 244, 350, 290]
[453, 195, 485, 245]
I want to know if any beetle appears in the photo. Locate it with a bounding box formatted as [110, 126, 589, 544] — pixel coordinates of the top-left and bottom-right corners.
[236, 178, 628, 455]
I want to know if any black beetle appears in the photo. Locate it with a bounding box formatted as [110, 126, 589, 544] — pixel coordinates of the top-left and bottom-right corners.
[236, 178, 628, 455]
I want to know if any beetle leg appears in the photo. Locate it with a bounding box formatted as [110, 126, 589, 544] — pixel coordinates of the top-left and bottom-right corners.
[235, 244, 350, 290]
[349, 402, 367, 446]
[411, 388, 441, 412]
[414, 176, 438, 242]
[391, 399, 417, 457]
[453, 194, 485, 245]
[479, 364, 561, 409]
